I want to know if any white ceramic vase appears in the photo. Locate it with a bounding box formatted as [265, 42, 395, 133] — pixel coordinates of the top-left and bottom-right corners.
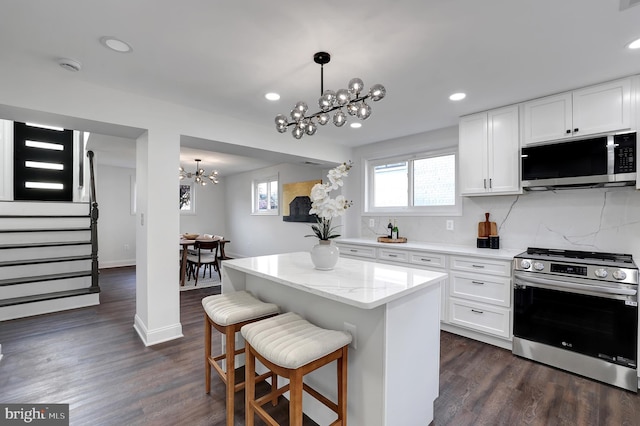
[310, 240, 340, 270]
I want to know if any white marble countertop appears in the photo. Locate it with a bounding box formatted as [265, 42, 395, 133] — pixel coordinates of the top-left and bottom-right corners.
[222, 252, 448, 310]
[335, 237, 524, 261]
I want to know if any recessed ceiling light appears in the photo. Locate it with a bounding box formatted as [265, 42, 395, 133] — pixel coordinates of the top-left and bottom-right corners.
[627, 37, 640, 49]
[449, 92, 466, 101]
[265, 92, 280, 101]
[100, 36, 133, 53]
[350, 122, 362, 129]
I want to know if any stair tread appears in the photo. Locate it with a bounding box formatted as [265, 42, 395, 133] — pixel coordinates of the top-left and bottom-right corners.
[0, 241, 91, 250]
[0, 270, 92, 287]
[0, 255, 92, 267]
[0, 228, 91, 233]
[0, 287, 99, 308]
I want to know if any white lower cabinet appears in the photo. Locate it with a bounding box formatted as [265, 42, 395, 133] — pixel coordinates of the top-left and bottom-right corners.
[448, 255, 512, 341]
[449, 271, 511, 307]
[337, 243, 377, 259]
[335, 241, 515, 347]
[448, 298, 510, 339]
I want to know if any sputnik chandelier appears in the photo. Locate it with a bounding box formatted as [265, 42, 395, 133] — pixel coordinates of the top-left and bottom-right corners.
[274, 51, 386, 139]
[179, 159, 219, 185]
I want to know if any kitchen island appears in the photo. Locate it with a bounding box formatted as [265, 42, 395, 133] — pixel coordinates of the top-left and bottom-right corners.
[221, 251, 447, 426]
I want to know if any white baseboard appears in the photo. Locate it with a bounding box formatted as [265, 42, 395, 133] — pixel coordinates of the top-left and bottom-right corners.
[100, 259, 136, 269]
[440, 322, 512, 350]
[133, 314, 183, 346]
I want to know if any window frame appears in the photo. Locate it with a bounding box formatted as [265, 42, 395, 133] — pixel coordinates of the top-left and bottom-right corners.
[251, 174, 279, 216]
[364, 148, 462, 216]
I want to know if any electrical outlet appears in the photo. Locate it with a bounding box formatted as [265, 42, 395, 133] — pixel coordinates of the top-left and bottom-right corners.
[124, 244, 130, 251]
[446, 220, 454, 231]
[343, 322, 357, 349]
[369, 218, 375, 228]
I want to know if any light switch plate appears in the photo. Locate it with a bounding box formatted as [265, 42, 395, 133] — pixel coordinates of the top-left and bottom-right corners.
[446, 220, 454, 231]
[369, 218, 375, 228]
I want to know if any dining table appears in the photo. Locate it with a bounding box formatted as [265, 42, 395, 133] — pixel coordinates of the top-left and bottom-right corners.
[179, 238, 231, 286]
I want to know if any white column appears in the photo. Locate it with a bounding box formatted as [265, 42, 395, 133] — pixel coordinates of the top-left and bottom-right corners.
[133, 128, 183, 345]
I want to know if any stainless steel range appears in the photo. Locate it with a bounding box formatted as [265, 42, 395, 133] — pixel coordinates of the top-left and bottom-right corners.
[513, 247, 638, 392]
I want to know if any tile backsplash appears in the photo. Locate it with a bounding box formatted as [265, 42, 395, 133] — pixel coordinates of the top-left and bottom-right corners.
[361, 186, 640, 260]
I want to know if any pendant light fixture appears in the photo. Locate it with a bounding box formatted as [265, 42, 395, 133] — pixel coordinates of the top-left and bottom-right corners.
[274, 52, 386, 139]
[179, 159, 219, 185]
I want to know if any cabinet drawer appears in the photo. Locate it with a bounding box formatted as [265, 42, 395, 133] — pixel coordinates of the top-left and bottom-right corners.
[409, 251, 447, 269]
[450, 256, 511, 277]
[336, 244, 376, 259]
[448, 298, 510, 338]
[378, 248, 408, 263]
[450, 272, 510, 307]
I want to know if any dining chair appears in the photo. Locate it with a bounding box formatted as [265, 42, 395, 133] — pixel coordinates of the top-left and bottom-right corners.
[186, 240, 221, 284]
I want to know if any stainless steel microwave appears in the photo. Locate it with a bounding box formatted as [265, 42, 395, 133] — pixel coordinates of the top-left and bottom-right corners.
[521, 132, 637, 190]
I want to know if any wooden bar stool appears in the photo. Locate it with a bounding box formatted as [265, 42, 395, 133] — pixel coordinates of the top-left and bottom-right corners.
[241, 312, 352, 426]
[202, 291, 280, 426]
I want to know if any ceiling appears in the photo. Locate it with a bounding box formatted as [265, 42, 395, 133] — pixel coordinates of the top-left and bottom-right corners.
[2, 0, 640, 174]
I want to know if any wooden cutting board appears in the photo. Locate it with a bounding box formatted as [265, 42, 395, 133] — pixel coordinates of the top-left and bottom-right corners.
[478, 212, 497, 237]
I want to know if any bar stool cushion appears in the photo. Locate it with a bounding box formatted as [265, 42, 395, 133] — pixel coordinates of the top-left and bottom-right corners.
[202, 291, 279, 326]
[241, 312, 352, 370]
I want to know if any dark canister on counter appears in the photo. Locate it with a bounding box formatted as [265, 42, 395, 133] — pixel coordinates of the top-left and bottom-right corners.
[489, 235, 500, 249]
[477, 237, 489, 248]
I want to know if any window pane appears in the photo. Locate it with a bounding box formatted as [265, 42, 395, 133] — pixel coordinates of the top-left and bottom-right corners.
[269, 180, 278, 210]
[257, 182, 267, 211]
[374, 162, 408, 207]
[413, 155, 455, 206]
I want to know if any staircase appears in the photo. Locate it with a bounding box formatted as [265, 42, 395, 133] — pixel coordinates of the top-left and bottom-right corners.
[0, 152, 100, 321]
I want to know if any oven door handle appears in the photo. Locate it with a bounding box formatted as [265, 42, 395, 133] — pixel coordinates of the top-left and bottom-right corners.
[514, 272, 637, 297]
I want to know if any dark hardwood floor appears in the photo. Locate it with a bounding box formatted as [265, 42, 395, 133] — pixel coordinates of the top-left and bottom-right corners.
[1, 267, 639, 425]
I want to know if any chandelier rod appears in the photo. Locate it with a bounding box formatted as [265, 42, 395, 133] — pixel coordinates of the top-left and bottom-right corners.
[314, 51, 331, 96]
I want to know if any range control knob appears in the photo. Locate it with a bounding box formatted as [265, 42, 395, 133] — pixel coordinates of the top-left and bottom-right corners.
[594, 268, 608, 278]
[533, 262, 544, 271]
[612, 270, 627, 281]
[520, 260, 531, 269]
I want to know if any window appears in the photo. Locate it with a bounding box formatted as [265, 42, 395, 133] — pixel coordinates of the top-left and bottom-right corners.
[366, 150, 460, 216]
[252, 175, 278, 215]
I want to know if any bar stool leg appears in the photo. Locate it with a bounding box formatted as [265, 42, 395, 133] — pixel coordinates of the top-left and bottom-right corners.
[338, 346, 348, 422]
[289, 369, 304, 426]
[204, 315, 212, 394]
[245, 344, 256, 426]
[225, 326, 235, 426]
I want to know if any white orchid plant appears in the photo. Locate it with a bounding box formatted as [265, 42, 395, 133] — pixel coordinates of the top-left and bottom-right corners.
[306, 161, 354, 241]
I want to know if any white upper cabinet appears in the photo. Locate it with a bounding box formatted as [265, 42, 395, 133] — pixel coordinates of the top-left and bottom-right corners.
[522, 78, 632, 146]
[459, 105, 520, 196]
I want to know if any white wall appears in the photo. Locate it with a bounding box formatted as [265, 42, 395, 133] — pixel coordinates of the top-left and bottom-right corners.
[347, 126, 640, 262]
[96, 164, 136, 268]
[224, 163, 329, 258]
[179, 181, 227, 238]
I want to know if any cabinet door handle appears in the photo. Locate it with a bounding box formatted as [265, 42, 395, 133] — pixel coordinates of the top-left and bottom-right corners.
[388, 254, 398, 258]
[471, 264, 485, 269]
[350, 249, 358, 252]
[566, 129, 571, 134]
[574, 128, 579, 133]
[471, 281, 485, 285]
[471, 309, 484, 314]
[489, 178, 492, 189]
[420, 258, 432, 262]
[483, 178, 487, 189]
